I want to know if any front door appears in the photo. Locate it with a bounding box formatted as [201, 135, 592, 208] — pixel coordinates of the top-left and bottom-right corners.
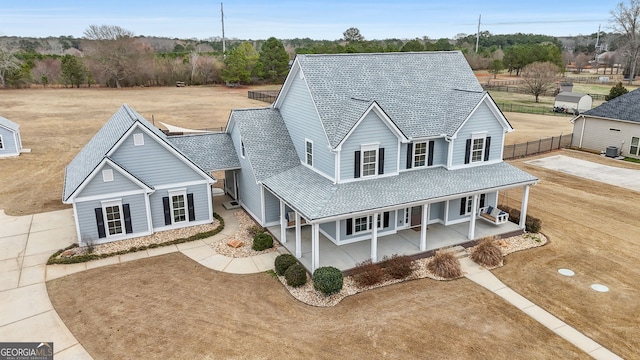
[410, 206, 422, 227]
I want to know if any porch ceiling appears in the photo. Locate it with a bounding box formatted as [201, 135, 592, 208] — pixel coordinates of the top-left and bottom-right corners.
[263, 162, 538, 222]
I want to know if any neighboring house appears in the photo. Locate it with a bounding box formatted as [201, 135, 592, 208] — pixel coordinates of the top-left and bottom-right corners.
[554, 92, 592, 114]
[0, 116, 23, 158]
[62, 104, 225, 245]
[571, 88, 640, 159]
[221, 52, 539, 270]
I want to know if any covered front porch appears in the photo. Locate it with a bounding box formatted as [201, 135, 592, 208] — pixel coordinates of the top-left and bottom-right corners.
[268, 220, 521, 272]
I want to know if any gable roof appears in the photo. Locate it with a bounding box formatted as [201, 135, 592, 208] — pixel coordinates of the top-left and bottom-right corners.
[230, 108, 300, 182]
[279, 52, 485, 148]
[63, 104, 213, 202]
[555, 92, 589, 102]
[0, 116, 19, 131]
[582, 88, 640, 123]
[168, 133, 240, 171]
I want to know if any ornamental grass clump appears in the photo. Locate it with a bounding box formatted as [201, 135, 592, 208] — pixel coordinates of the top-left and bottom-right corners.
[471, 237, 503, 267]
[284, 263, 307, 287]
[274, 253, 297, 276]
[312, 266, 344, 295]
[351, 260, 386, 288]
[427, 250, 462, 279]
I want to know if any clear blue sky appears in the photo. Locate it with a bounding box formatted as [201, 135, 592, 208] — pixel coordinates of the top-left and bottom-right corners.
[0, 0, 615, 40]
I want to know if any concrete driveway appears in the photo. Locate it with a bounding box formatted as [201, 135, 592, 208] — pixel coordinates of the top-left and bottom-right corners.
[527, 155, 640, 192]
[0, 208, 92, 359]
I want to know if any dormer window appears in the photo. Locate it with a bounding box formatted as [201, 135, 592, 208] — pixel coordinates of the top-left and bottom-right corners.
[354, 144, 384, 178]
[406, 141, 434, 169]
[241, 139, 246, 158]
[305, 139, 313, 166]
[465, 133, 491, 164]
[362, 148, 377, 176]
[413, 142, 427, 167]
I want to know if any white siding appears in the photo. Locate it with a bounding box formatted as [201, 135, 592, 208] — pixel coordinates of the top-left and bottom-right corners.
[279, 72, 335, 178]
[572, 117, 640, 159]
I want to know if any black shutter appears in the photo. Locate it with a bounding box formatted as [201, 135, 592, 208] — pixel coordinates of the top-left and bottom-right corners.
[123, 204, 133, 234]
[378, 148, 385, 175]
[479, 194, 486, 209]
[406, 143, 413, 169]
[383, 212, 390, 228]
[163, 196, 172, 225]
[95, 208, 106, 238]
[459, 198, 466, 216]
[187, 193, 195, 221]
[464, 139, 471, 164]
[346, 218, 353, 235]
[484, 136, 491, 161]
[354, 151, 361, 178]
[428, 140, 435, 166]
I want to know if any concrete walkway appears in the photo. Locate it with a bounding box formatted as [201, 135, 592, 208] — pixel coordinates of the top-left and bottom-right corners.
[459, 257, 622, 360]
[0, 200, 623, 360]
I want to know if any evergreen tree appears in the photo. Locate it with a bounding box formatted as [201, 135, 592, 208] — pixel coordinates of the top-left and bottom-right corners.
[400, 39, 424, 52]
[256, 37, 290, 83]
[61, 55, 86, 88]
[221, 41, 258, 84]
[605, 82, 629, 101]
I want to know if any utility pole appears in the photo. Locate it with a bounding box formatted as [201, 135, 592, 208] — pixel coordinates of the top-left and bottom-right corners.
[475, 14, 481, 53]
[221, 2, 226, 57]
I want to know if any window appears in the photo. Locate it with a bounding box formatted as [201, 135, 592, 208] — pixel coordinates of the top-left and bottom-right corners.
[102, 169, 114, 182]
[465, 134, 491, 164]
[0, 135, 3, 149]
[241, 140, 246, 158]
[169, 190, 187, 223]
[103, 201, 123, 236]
[413, 142, 427, 167]
[133, 133, 144, 146]
[305, 139, 313, 166]
[354, 216, 368, 233]
[631, 137, 640, 156]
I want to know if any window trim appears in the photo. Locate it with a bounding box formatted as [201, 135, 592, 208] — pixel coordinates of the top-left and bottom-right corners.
[240, 139, 246, 158]
[102, 169, 114, 182]
[0, 134, 4, 149]
[360, 144, 379, 177]
[353, 216, 369, 233]
[413, 141, 428, 168]
[168, 189, 188, 224]
[101, 199, 123, 237]
[470, 133, 487, 163]
[630, 137, 640, 156]
[305, 138, 313, 166]
[133, 133, 144, 146]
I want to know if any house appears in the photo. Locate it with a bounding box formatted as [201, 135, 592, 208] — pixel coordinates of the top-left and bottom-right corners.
[571, 88, 640, 159]
[64, 52, 539, 271]
[0, 116, 23, 158]
[62, 104, 224, 245]
[554, 92, 592, 114]
[220, 52, 539, 271]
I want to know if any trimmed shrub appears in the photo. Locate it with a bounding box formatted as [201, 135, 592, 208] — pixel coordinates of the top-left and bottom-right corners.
[313, 266, 344, 295]
[351, 260, 386, 288]
[427, 250, 462, 279]
[284, 263, 307, 287]
[380, 254, 416, 279]
[252, 232, 273, 251]
[274, 253, 297, 276]
[471, 237, 503, 267]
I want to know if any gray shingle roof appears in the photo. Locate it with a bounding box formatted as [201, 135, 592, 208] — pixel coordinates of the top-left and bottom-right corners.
[63, 104, 212, 202]
[294, 52, 485, 148]
[168, 133, 240, 171]
[555, 92, 588, 102]
[0, 116, 19, 131]
[231, 108, 300, 182]
[263, 163, 538, 221]
[583, 88, 640, 123]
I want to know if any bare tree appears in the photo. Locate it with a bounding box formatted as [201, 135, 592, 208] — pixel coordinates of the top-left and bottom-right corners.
[574, 53, 591, 73]
[521, 62, 560, 103]
[82, 25, 151, 87]
[32, 58, 62, 86]
[610, 0, 640, 83]
[189, 51, 199, 84]
[0, 49, 21, 88]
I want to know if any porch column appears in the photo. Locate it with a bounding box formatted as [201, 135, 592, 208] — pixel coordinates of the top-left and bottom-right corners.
[519, 185, 531, 230]
[420, 204, 429, 251]
[279, 200, 287, 244]
[371, 213, 379, 262]
[295, 212, 302, 258]
[311, 223, 320, 271]
[468, 194, 478, 240]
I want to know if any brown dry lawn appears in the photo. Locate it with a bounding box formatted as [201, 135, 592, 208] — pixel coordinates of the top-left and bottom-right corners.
[47, 252, 584, 359]
[4, 86, 639, 358]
